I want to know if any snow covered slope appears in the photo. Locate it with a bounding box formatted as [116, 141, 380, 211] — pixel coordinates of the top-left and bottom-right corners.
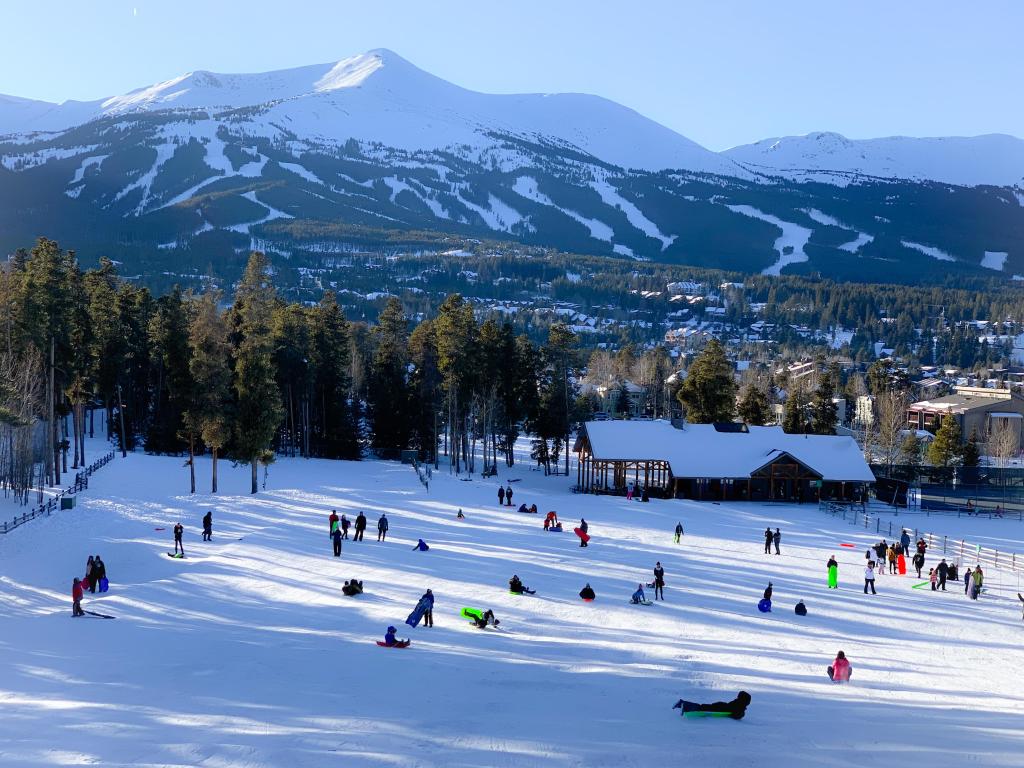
[2, 435, 1023, 766]
[725, 131, 1024, 187]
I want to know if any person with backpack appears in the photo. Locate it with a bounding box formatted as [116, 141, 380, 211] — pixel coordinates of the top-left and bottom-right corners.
[763, 527, 773, 554]
[827, 651, 852, 682]
[653, 562, 665, 600]
[377, 514, 389, 542]
[864, 562, 877, 594]
[674, 522, 684, 544]
[72, 577, 85, 617]
[173, 522, 185, 556]
[354, 512, 366, 542]
[202, 510, 213, 541]
[773, 528, 781, 555]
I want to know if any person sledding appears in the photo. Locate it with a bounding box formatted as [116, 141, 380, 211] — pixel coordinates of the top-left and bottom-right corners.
[413, 539, 429, 551]
[794, 600, 807, 616]
[631, 584, 652, 605]
[579, 583, 596, 601]
[827, 650, 852, 682]
[673, 691, 751, 719]
[471, 609, 499, 629]
[381, 626, 410, 648]
[456, 509, 465, 520]
[517, 503, 530, 514]
[758, 582, 773, 612]
[509, 575, 535, 595]
[342, 579, 363, 596]
[544, 511, 558, 530]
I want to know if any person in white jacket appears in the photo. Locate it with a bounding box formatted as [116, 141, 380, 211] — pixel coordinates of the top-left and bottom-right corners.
[864, 561, 877, 594]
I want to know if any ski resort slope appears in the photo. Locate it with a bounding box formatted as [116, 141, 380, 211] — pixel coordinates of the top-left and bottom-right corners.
[2, 443, 1023, 767]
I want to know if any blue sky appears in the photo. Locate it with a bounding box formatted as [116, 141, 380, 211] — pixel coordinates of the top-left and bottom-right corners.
[1, 1, 1019, 150]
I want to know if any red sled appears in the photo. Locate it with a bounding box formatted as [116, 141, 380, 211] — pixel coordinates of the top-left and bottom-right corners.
[897, 554, 907, 575]
[376, 640, 410, 648]
[573, 527, 590, 543]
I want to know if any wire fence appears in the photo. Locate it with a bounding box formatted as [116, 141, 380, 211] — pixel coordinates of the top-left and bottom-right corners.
[0, 451, 115, 535]
[817, 499, 1024, 576]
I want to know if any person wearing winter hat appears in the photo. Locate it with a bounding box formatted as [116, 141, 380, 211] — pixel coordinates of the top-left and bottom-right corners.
[827, 650, 852, 682]
[673, 691, 752, 719]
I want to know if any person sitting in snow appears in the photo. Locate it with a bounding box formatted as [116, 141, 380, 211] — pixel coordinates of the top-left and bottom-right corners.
[579, 583, 596, 601]
[342, 579, 363, 596]
[509, 575, 535, 595]
[456, 509, 465, 519]
[795, 600, 807, 616]
[517, 503, 530, 514]
[631, 584, 649, 604]
[413, 539, 429, 551]
[763, 582, 773, 601]
[529, 504, 538, 514]
[383, 626, 409, 647]
[472, 609, 499, 629]
[673, 691, 751, 720]
[827, 650, 852, 682]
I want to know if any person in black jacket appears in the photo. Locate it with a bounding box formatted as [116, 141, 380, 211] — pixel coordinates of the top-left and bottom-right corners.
[342, 579, 363, 596]
[653, 562, 665, 600]
[763, 527, 773, 554]
[763, 582, 773, 601]
[202, 511, 213, 541]
[673, 691, 751, 720]
[912, 552, 925, 578]
[93, 555, 107, 591]
[377, 514, 389, 542]
[173, 522, 185, 556]
[509, 575, 535, 595]
[331, 525, 342, 557]
[773, 528, 781, 555]
[354, 512, 366, 542]
[579, 518, 589, 547]
[936, 559, 949, 591]
[579, 583, 596, 600]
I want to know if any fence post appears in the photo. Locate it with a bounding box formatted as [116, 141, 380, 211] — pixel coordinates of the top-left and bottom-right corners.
[888, 521, 892, 537]
[943, 535, 947, 554]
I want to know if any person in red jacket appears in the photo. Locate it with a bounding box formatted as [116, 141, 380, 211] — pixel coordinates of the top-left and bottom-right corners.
[72, 577, 85, 617]
[827, 650, 852, 682]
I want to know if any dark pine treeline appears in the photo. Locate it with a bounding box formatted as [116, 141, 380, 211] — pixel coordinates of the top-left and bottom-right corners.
[0, 238, 583, 497]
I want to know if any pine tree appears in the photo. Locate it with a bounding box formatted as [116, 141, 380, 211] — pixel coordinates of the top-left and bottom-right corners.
[737, 384, 772, 426]
[145, 286, 192, 455]
[677, 339, 736, 423]
[782, 386, 809, 434]
[901, 432, 923, 471]
[367, 298, 410, 454]
[962, 429, 981, 468]
[927, 414, 963, 468]
[187, 288, 231, 493]
[539, 324, 578, 475]
[434, 294, 478, 473]
[232, 253, 284, 493]
[408, 320, 441, 463]
[309, 291, 359, 459]
[272, 303, 313, 457]
[810, 371, 838, 435]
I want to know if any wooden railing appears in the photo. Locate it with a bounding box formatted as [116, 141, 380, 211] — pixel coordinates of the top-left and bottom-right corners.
[0, 451, 115, 534]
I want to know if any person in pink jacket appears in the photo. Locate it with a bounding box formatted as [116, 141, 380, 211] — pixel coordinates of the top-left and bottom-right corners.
[827, 650, 852, 682]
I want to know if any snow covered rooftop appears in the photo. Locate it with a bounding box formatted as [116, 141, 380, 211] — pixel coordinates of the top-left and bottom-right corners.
[581, 420, 874, 482]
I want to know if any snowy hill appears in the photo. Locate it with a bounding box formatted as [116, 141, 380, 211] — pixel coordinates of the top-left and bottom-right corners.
[2, 436, 1023, 766]
[0, 51, 1022, 281]
[725, 131, 1024, 187]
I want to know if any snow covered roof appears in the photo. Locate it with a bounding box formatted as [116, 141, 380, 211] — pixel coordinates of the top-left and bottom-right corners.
[581, 420, 874, 482]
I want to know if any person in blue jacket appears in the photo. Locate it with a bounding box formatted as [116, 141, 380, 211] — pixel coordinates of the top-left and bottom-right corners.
[377, 514, 389, 541]
[413, 539, 429, 551]
[631, 584, 648, 604]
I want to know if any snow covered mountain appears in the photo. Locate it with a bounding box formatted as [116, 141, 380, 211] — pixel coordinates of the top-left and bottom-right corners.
[0, 50, 1021, 283]
[725, 131, 1024, 187]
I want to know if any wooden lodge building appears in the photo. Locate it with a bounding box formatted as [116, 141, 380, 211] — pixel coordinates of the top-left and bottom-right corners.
[574, 420, 874, 503]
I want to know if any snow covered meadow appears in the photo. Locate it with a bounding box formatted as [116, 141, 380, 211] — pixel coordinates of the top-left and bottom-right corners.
[2, 440, 1023, 767]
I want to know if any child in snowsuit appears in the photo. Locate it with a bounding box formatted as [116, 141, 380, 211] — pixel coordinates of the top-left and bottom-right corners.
[673, 691, 751, 719]
[632, 584, 648, 604]
[413, 539, 429, 551]
[383, 626, 409, 647]
[472, 609, 498, 629]
[929, 568, 937, 590]
[827, 651, 852, 682]
[72, 577, 85, 616]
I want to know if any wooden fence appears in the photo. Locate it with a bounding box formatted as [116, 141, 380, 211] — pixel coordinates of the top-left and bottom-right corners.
[0, 451, 115, 534]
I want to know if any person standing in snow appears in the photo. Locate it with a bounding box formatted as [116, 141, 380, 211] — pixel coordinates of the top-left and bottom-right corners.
[964, 567, 973, 595]
[377, 514, 389, 542]
[916, 538, 928, 557]
[202, 510, 213, 541]
[827, 555, 838, 588]
[93, 556, 106, 591]
[340, 514, 350, 540]
[505, 485, 513, 507]
[173, 522, 185, 556]
[887, 545, 898, 574]
[936, 559, 949, 591]
[72, 577, 85, 617]
[900, 530, 911, 556]
[674, 522, 684, 544]
[579, 517, 589, 547]
[85, 556, 96, 593]
[763, 527, 773, 554]
[328, 509, 338, 536]
[653, 562, 665, 600]
[971, 566, 984, 599]
[773, 528, 781, 555]
[420, 589, 434, 627]
[354, 512, 366, 542]
[331, 523, 343, 557]
[498, 486, 505, 506]
[864, 562, 877, 594]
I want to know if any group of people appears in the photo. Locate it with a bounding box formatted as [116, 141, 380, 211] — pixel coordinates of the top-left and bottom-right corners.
[763, 527, 781, 555]
[71, 554, 108, 616]
[497, 485, 515, 507]
[328, 510, 389, 555]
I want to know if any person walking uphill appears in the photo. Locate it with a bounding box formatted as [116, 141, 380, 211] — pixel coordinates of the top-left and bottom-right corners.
[900, 530, 911, 557]
[674, 522, 684, 544]
[937, 559, 949, 591]
[354, 512, 366, 542]
[202, 510, 213, 541]
[912, 551, 925, 579]
[578, 518, 589, 547]
[340, 514, 350, 540]
[653, 562, 665, 600]
[764, 527, 773, 554]
[377, 514, 389, 542]
[173, 522, 185, 556]
[971, 566, 984, 599]
[773, 528, 781, 555]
